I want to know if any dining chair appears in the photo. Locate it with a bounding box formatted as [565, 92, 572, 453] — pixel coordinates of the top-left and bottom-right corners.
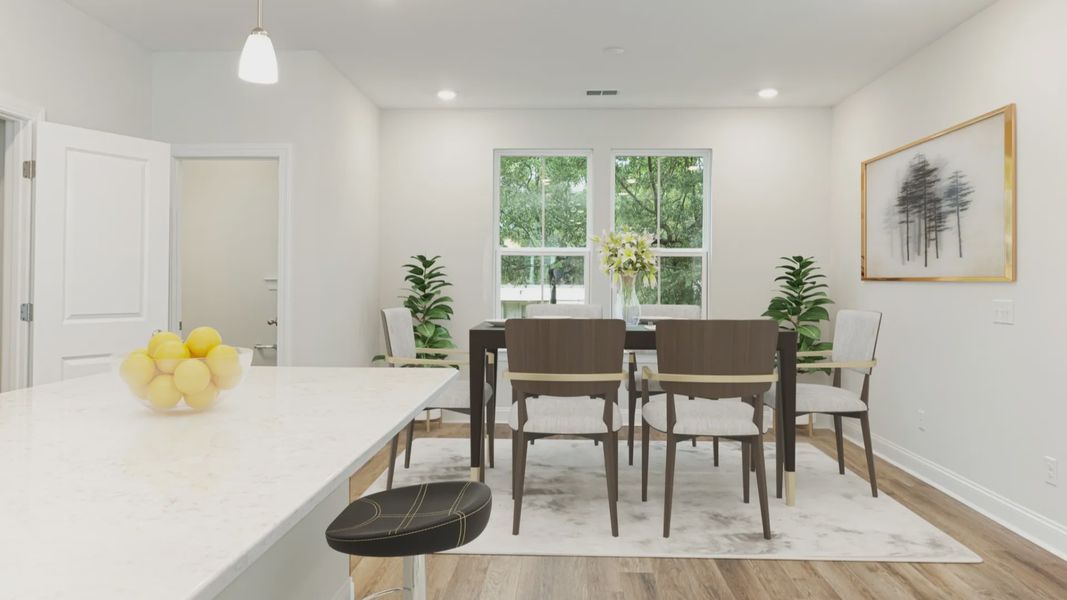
[776, 309, 882, 497]
[523, 303, 603, 318]
[381, 307, 496, 488]
[506, 318, 626, 536]
[641, 319, 778, 539]
[625, 304, 702, 465]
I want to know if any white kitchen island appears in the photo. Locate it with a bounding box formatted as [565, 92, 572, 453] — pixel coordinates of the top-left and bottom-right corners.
[0, 367, 457, 600]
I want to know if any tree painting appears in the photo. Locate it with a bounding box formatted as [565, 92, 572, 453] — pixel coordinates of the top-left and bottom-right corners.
[885, 153, 974, 267]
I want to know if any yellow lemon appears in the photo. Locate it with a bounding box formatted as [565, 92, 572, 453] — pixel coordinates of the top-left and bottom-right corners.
[213, 371, 243, 390]
[206, 344, 240, 378]
[184, 382, 219, 411]
[128, 383, 150, 400]
[147, 331, 181, 357]
[120, 351, 156, 387]
[154, 340, 190, 374]
[146, 375, 182, 410]
[173, 359, 211, 395]
[185, 326, 222, 358]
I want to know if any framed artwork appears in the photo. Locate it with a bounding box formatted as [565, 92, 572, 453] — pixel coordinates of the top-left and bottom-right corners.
[861, 104, 1016, 281]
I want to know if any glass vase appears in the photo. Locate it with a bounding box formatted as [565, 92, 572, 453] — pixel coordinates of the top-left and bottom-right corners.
[617, 274, 641, 326]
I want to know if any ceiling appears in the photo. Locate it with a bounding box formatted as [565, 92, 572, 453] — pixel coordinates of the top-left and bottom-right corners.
[65, 0, 997, 109]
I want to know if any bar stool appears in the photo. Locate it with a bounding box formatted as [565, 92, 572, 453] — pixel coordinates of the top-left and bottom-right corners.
[326, 481, 492, 600]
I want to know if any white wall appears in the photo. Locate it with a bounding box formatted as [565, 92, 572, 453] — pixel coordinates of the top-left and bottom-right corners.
[179, 158, 279, 366]
[153, 51, 381, 366]
[0, 0, 151, 136]
[379, 108, 832, 343]
[829, 0, 1067, 558]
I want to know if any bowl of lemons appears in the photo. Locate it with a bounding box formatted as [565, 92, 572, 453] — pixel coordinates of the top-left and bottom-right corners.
[114, 327, 253, 412]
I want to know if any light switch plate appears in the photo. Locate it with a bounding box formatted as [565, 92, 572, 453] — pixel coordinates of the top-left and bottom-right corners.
[992, 299, 1014, 325]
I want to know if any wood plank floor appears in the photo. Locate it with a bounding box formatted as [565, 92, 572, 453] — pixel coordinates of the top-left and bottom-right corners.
[346, 425, 1067, 599]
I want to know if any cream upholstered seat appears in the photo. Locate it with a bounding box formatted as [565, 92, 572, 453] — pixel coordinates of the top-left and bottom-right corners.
[795, 383, 866, 413]
[642, 398, 758, 437]
[523, 303, 603, 318]
[508, 396, 623, 434]
[381, 307, 496, 488]
[626, 304, 702, 465]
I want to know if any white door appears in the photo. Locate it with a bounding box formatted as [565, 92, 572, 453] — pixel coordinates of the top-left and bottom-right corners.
[31, 123, 171, 384]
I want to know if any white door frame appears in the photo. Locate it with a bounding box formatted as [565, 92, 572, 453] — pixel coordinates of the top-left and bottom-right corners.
[0, 93, 45, 391]
[170, 144, 294, 367]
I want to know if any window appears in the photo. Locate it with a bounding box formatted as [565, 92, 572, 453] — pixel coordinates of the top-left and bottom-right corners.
[495, 152, 591, 317]
[613, 152, 710, 309]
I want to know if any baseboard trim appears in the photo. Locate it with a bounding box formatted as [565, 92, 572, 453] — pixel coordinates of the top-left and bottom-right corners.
[841, 424, 1067, 562]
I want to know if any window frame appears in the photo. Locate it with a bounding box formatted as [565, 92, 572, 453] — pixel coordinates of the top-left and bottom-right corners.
[609, 149, 713, 315]
[492, 149, 594, 318]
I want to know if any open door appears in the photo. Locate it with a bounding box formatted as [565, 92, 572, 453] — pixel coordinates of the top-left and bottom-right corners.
[31, 123, 171, 384]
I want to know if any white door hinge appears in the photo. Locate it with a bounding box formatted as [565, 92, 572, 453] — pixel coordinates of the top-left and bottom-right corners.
[20, 303, 33, 322]
[22, 160, 36, 179]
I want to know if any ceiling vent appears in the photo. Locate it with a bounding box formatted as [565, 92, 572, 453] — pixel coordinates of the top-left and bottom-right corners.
[586, 89, 618, 96]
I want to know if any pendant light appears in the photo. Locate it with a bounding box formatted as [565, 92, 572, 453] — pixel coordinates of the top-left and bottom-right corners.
[238, 0, 279, 84]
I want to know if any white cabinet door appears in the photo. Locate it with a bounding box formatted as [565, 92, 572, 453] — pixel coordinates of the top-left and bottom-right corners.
[31, 123, 171, 384]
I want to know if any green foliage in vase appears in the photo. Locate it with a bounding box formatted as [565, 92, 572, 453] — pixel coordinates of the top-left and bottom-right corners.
[402, 255, 456, 351]
[762, 256, 834, 362]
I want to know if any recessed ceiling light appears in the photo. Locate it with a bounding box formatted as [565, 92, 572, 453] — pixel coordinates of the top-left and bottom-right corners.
[603, 46, 626, 55]
[437, 89, 457, 101]
[758, 88, 779, 99]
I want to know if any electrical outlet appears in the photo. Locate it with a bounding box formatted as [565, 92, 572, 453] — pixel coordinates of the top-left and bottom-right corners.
[917, 408, 926, 432]
[1045, 457, 1059, 487]
[992, 299, 1015, 325]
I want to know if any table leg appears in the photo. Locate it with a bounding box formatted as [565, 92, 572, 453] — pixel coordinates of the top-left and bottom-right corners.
[469, 333, 486, 483]
[779, 331, 797, 506]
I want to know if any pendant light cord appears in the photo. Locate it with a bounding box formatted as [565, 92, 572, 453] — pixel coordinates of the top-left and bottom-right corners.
[257, 0, 263, 29]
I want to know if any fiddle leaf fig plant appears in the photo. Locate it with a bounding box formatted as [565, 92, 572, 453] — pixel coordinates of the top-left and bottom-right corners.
[402, 255, 456, 351]
[762, 256, 833, 362]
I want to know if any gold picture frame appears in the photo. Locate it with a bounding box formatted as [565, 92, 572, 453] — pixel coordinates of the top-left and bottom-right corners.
[861, 104, 1016, 282]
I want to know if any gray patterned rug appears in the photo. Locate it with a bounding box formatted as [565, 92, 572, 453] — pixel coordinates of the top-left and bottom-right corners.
[369, 438, 980, 562]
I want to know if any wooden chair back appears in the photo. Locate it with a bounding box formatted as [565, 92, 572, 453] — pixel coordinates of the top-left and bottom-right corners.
[654, 319, 779, 399]
[505, 318, 625, 397]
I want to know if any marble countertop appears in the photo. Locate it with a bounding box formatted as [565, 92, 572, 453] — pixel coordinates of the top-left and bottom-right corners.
[0, 367, 456, 599]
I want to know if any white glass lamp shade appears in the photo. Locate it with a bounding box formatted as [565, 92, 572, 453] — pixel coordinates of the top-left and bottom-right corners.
[239, 28, 278, 84]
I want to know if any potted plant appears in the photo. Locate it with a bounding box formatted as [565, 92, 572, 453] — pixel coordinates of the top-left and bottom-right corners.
[592, 227, 658, 325]
[762, 256, 834, 366]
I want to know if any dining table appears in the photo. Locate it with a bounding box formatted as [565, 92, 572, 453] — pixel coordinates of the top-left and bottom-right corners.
[468, 322, 800, 506]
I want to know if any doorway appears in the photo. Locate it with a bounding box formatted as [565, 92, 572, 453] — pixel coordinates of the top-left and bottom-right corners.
[175, 157, 282, 366]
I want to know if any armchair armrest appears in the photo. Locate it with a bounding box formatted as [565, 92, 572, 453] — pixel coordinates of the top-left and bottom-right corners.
[415, 347, 469, 356]
[386, 356, 469, 367]
[796, 359, 876, 371]
[642, 366, 778, 384]
[796, 350, 833, 357]
[504, 370, 625, 383]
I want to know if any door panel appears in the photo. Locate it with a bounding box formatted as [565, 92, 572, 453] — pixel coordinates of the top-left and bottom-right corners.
[33, 123, 170, 384]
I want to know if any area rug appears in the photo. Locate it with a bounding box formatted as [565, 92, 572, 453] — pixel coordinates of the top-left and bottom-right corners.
[368, 438, 980, 563]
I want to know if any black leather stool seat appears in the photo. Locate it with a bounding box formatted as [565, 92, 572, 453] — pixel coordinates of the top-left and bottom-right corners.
[326, 481, 492, 557]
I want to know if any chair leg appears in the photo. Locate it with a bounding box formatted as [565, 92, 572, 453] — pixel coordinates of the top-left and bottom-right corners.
[628, 390, 637, 466]
[663, 434, 677, 538]
[860, 413, 878, 497]
[603, 432, 619, 537]
[641, 422, 651, 502]
[486, 398, 496, 469]
[510, 432, 517, 499]
[404, 419, 416, 469]
[833, 415, 845, 475]
[754, 434, 771, 540]
[742, 440, 751, 504]
[513, 432, 528, 535]
[387, 432, 400, 490]
[713, 437, 719, 467]
[692, 437, 697, 447]
[775, 407, 784, 499]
